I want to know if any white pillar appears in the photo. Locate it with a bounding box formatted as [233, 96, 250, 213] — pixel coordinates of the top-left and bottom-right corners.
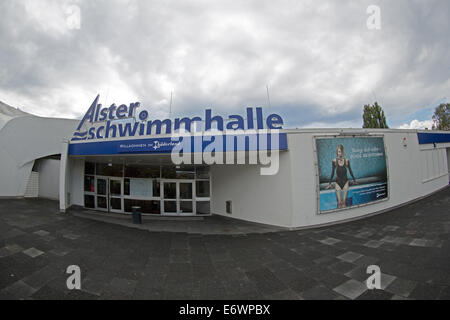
[59, 139, 69, 212]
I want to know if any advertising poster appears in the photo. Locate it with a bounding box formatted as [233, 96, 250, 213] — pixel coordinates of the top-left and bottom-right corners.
[316, 136, 388, 213]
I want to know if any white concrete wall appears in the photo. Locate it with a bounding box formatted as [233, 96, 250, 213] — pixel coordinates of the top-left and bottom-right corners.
[0, 116, 78, 197]
[288, 130, 449, 228]
[447, 148, 450, 180]
[37, 159, 60, 200]
[68, 158, 85, 206]
[210, 130, 449, 228]
[210, 152, 293, 227]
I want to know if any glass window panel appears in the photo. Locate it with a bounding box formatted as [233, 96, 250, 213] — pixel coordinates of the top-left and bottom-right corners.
[84, 176, 95, 192]
[161, 167, 176, 179]
[110, 180, 122, 196]
[130, 179, 153, 197]
[124, 179, 130, 195]
[162, 166, 195, 179]
[164, 183, 176, 199]
[110, 198, 122, 210]
[97, 196, 107, 209]
[196, 181, 210, 197]
[196, 201, 210, 215]
[180, 201, 193, 213]
[125, 164, 160, 178]
[96, 163, 123, 177]
[84, 195, 95, 208]
[153, 180, 160, 197]
[164, 201, 177, 213]
[124, 199, 160, 214]
[196, 166, 210, 179]
[97, 179, 107, 195]
[180, 183, 193, 199]
[85, 162, 95, 175]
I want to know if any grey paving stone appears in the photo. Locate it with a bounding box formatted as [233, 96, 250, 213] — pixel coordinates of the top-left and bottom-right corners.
[34, 230, 50, 237]
[2, 229, 26, 239]
[337, 251, 363, 263]
[333, 279, 368, 300]
[49, 248, 69, 257]
[1, 280, 37, 299]
[300, 285, 342, 300]
[5, 244, 24, 254]
[408, 283, 444, 300]
[380, 273, 397, 290]
[353, 255, 379, 267]
[383, 226, 400, 232]
[0, 247, 11, 258]
[1, 188, 450, 300]
[63, 234, 81, 240]
[357, 289, 394, 300]
[108, 277, 137, 296]
[22, 248, 44, 258]
[364, 240, 383, 248]
[319, 237, 341, 245]
[409, 238, 429, 247]
[385, 278, 417, 297]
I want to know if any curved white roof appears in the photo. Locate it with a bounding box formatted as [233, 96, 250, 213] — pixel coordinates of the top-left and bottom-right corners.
[0, 100, 31, 131]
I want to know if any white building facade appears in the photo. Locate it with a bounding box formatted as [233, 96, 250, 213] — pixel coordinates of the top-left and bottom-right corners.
[1, 98, 449, 228]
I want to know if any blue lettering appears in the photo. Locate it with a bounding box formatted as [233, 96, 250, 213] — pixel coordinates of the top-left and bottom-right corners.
[73, 95, 285, 142]
[96, 126, 105, 139]
[174, 117, 202, 132]
[205, 109, 223, 131]
[128, 102, 140, 117]
[108, 104, 117, 120]
[116, 104, 128, 119]
[147, 119, 172, 135]
[119, 122, 140, 137]
[105, 121, 117, 138]
[76, 95, 99, 130]
[88, 127, 96, 140]
[99, 107, 108, 121]
[266, 114, 283, 129]
[226, 115, 244, 130]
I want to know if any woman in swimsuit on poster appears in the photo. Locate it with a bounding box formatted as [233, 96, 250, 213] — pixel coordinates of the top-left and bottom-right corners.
[326, 144, 358, 209]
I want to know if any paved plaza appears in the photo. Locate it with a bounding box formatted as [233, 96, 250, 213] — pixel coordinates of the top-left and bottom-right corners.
[0, 187, 449, 300]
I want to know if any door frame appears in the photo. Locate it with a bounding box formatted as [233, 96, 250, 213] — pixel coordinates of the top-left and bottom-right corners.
[95, 176, 124, 213]
[109, 176, 124, 213]
[161, 179, 196, 216]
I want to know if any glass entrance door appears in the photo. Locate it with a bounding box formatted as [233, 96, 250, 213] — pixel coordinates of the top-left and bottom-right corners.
[95, 177, 123, 213]
[96, 177, 108, 211]
[163, 182, 177, 214]
[179, 182, 194, 214]
[161, 181, 195, 215]
[109, 177, 123, 213]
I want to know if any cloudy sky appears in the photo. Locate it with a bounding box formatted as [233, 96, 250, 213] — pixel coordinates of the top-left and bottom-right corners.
[0, 0, 448, 129]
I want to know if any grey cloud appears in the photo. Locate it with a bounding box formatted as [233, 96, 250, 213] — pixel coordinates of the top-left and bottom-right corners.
[0, 0, 448, 126]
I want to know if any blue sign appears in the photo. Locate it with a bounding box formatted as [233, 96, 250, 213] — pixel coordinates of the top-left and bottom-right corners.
[68, 133, 288, 156]
[417, 132, 450, 145]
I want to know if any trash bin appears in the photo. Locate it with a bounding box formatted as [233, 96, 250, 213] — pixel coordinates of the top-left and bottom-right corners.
[132, 206, 142, 224]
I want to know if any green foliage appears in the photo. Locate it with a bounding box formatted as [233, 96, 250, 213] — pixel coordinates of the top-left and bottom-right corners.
[362, 102, 389, 128]
[432, 103, 449, 131]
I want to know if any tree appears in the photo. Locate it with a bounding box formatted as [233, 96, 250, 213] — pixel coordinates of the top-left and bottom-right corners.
[362, 102, 389, 128]
[432, 103, 449, 131]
